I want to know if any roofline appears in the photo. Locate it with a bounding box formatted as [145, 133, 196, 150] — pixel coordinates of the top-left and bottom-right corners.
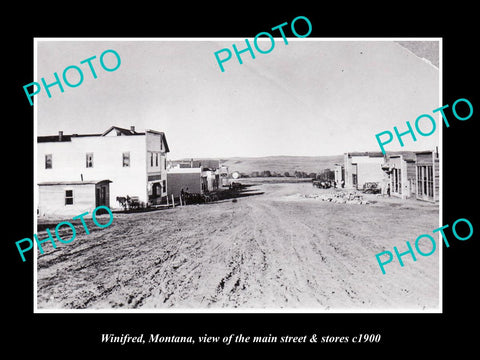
[102, 125, 144, 136]
[38, 180, 112, 186]
[37, 126, 174, 144]
[37, 130, 170, 152]
[146, 129, 165, 135]
[37, 133, 147, 142]
[415, 150, 435, 154]
[345, 151, 385, 158]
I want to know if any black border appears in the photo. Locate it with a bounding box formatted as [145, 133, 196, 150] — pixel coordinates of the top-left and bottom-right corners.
[7, 5, 478, 355]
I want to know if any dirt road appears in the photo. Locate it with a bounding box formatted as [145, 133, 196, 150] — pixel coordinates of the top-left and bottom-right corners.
[37, 181, 440, 310]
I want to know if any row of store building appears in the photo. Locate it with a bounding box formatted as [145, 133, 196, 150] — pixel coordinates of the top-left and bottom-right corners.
[36, 125, 439, 217]
[334, 149, 439, 202]
[36, 126, 229, 217]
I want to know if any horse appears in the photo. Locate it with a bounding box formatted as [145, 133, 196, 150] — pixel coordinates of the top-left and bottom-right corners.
[116, 196, 128, 210]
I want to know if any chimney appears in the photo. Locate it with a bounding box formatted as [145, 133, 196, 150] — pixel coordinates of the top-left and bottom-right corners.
[58, 131, 63, 141]
[130, 126, 135, 132]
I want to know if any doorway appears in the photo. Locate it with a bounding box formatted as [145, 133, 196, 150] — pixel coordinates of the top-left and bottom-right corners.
[95, 181, 111, 208]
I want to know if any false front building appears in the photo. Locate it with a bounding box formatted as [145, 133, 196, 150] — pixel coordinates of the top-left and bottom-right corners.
[167, 159, 220, 198]
[415, 150, 439, 202]
[37, 126, 170, 216]
[343, 152, 386, 190]
[381, 152, 417, 199]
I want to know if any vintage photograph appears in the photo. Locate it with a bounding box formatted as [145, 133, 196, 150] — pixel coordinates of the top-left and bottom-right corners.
[34, 39, 440, 312]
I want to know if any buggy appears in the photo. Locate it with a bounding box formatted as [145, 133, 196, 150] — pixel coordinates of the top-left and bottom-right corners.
[362, 182, 381, 194]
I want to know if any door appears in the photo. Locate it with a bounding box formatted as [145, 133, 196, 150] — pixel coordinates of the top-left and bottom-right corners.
[152, 182, 161, 197]
[150, 182, 162, 205]
[95, 185, 108, 207]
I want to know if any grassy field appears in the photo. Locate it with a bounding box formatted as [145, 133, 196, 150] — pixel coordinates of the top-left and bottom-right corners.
[37, 182, 439, 311]
[219, 155, 344, 175]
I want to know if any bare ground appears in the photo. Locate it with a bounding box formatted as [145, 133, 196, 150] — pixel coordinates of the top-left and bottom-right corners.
[37, 181, 440, 311]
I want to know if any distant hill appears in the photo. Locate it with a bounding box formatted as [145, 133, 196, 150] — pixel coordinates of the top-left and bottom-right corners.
[218, 155, 344, 175]
[172, 155, 343, 175]
[172, 150, 431, 177]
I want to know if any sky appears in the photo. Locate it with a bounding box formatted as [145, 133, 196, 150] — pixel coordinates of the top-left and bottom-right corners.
[36, 39, 440, 159]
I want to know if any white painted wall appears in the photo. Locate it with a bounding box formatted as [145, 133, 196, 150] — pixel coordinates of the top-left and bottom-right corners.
[344, 155, 385, 189]
[355, 159, 385, 188]
[38, 183, 96, 218]
[334, 164, 343, 184]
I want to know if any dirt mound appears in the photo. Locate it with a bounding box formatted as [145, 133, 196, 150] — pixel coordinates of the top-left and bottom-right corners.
[301, 190, 370, 205]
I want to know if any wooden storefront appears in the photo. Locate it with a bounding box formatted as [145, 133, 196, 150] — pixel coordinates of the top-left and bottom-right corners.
[415, 150, 439, 202]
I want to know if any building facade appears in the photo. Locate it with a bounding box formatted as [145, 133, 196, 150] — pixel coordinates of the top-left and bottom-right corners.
[415, 150, 439, 202]
[167, 168, 202, 198]
[382, 153, 417, 199]
[38, 180, 111, 217]
[167, 160, 220, 198]
[219, 165, 229, 187]
[333, 163, 344, 186]
[343, 152, 385, 190]
[37, 126, 170, 215]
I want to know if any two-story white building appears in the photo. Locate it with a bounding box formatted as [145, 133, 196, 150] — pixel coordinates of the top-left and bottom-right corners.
[37, 126, 170, 217]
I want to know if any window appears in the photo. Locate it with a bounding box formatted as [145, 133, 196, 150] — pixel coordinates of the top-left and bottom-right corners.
[417, 165, 434, 199]
[391, 168, 401, 194]
[155, 153, 159, 167]
[45, 154, 52, 169]
[162, 180, 166, 193]
[397, 169, 402, 194]
[427, 166, 433, 197]
[122, 152, 130, 167]
[65, 190, 73, 205]
[164, 157, 166, 170]
[417, 166, 423, 196]
[423, 166, 427, 194]
[150, 152, 153, 167]
[399, 169, 402, 194]
[86, 153, 94, 168]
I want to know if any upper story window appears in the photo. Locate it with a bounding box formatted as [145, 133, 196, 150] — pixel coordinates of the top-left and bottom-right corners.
[122, 152, 130, 167]
[45, 154, 52, 169]
[86, 153, 94, 168]
[149, 151, 163, 168]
